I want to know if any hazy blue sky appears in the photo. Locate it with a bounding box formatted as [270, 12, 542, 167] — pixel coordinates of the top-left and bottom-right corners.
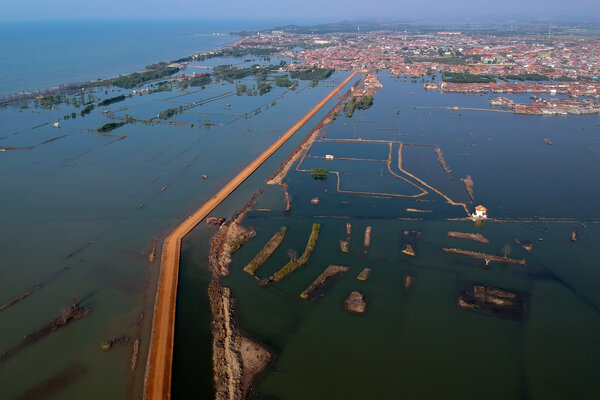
[2, 0, 600, 22]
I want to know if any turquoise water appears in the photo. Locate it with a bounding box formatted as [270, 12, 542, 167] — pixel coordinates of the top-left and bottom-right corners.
[192, 72, 600, 399]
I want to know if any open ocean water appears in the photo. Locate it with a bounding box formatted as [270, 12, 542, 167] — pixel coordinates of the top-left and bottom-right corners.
[0, 19, 281, 96]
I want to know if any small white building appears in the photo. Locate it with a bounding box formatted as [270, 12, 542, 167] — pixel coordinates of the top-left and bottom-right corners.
[474, 205, 487, 219]
[325, 154, 334, 160]
[53, 122, 61, 128]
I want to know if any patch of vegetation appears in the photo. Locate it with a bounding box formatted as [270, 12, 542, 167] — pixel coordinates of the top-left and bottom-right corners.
[158, 107, 179, 120]
[243, 227, 287, 275]
[290, 68, 334, 81]
[109, 67, 179, 89]
[271, 223, 320, 282]
[188, 74, 212, 87]
[274, 77, 293, 87]
[98, 95, 126, 107]
[80, 104, 95, 116]
[257, 81, 272, 95]
[311, 168, 328, 179]
[98, 122, 125, 133]
[442, 72, 496, 83]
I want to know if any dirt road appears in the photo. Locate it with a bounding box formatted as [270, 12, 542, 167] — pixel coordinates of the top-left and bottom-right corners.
[144, 70, 358, 400]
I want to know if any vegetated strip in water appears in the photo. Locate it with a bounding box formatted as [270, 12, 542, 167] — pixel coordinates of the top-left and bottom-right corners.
[0, 285, 41, 313]
[300, 265, 349, 300]
[243, 227, 287, 275]
[447, 231, 490, 244]
[145, 71, 358, 400]
[0, 300, 91, 363]
[442, 248, 526, 265]
[14, 364, 88, 400]
[270, 223, 321, 282]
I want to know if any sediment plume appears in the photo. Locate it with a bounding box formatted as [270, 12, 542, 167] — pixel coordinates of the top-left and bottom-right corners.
[339, 240, 349, 253]
[447, 231, 489, 244]
[300, 265, 349, 300]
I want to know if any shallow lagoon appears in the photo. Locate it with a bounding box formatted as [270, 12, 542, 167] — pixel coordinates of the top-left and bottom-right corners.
[198, 72, 600, 399]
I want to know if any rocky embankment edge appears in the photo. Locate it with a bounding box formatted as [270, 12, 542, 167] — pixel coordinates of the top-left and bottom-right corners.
[208, 190, 272, 400]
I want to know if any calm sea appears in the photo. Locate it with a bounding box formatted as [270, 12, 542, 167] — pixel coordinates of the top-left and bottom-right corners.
[0, 19, 277, 96]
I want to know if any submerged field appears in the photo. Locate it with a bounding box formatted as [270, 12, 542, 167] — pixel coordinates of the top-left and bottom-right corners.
[0, 57, 349, 399]
[1, 63, 600, 399]
[207, 72, 600, 399]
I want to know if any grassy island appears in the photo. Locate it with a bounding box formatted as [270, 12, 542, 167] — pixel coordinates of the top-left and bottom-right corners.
[98, 122, 125, 133]
[271, 223, 321, 282]
[290, 68, 334, 81]
[109, 67, 179, 89]
[244, 227, 287, 275]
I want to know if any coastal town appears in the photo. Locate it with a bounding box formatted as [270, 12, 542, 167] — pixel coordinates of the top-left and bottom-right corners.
[173, 28, 600, 115]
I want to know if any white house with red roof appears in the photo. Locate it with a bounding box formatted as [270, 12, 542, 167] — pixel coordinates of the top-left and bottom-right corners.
[474, 205, 487, 219]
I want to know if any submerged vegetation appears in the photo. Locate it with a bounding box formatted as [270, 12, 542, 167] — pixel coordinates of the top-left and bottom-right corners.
[347, 95, 374, 117]
[290, 68, 335, 81]
[98, 122, 125, 133]
[243, 227, 287, 275]
[109, 67, 179, 89]
[98, 95, 126, 107]
[311, 168, 328, 179]
[271, 223, 321, 282]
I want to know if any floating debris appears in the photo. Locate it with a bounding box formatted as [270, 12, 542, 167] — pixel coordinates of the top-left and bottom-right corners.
[544, 138, 553, 145]
[300, 265, 349, 300]
[571, 230, 578, 242]
[310, 197, 320, 205]
[447, 231, 489, 244]
[357, 268, 371, 281]
[346, 223, 352, 236]
[345, 291, 366, 313]
[255, 208, 271, 212]
[203, 175, 208, 180]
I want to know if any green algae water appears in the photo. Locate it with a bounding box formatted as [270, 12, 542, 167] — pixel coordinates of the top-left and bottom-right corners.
[178, 72, 600, 399]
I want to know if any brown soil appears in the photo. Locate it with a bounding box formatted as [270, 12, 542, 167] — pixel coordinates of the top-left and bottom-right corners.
[300, 265, 349, 300]
[402, 244, 415, 256]
[339, 240, 349, 253]
[345, 291, 366, 313]
[208, 192, 273, 400]
[357, 268, 371, 281]
[363, 226, 372, 248]
[447, 231, 490, 244]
